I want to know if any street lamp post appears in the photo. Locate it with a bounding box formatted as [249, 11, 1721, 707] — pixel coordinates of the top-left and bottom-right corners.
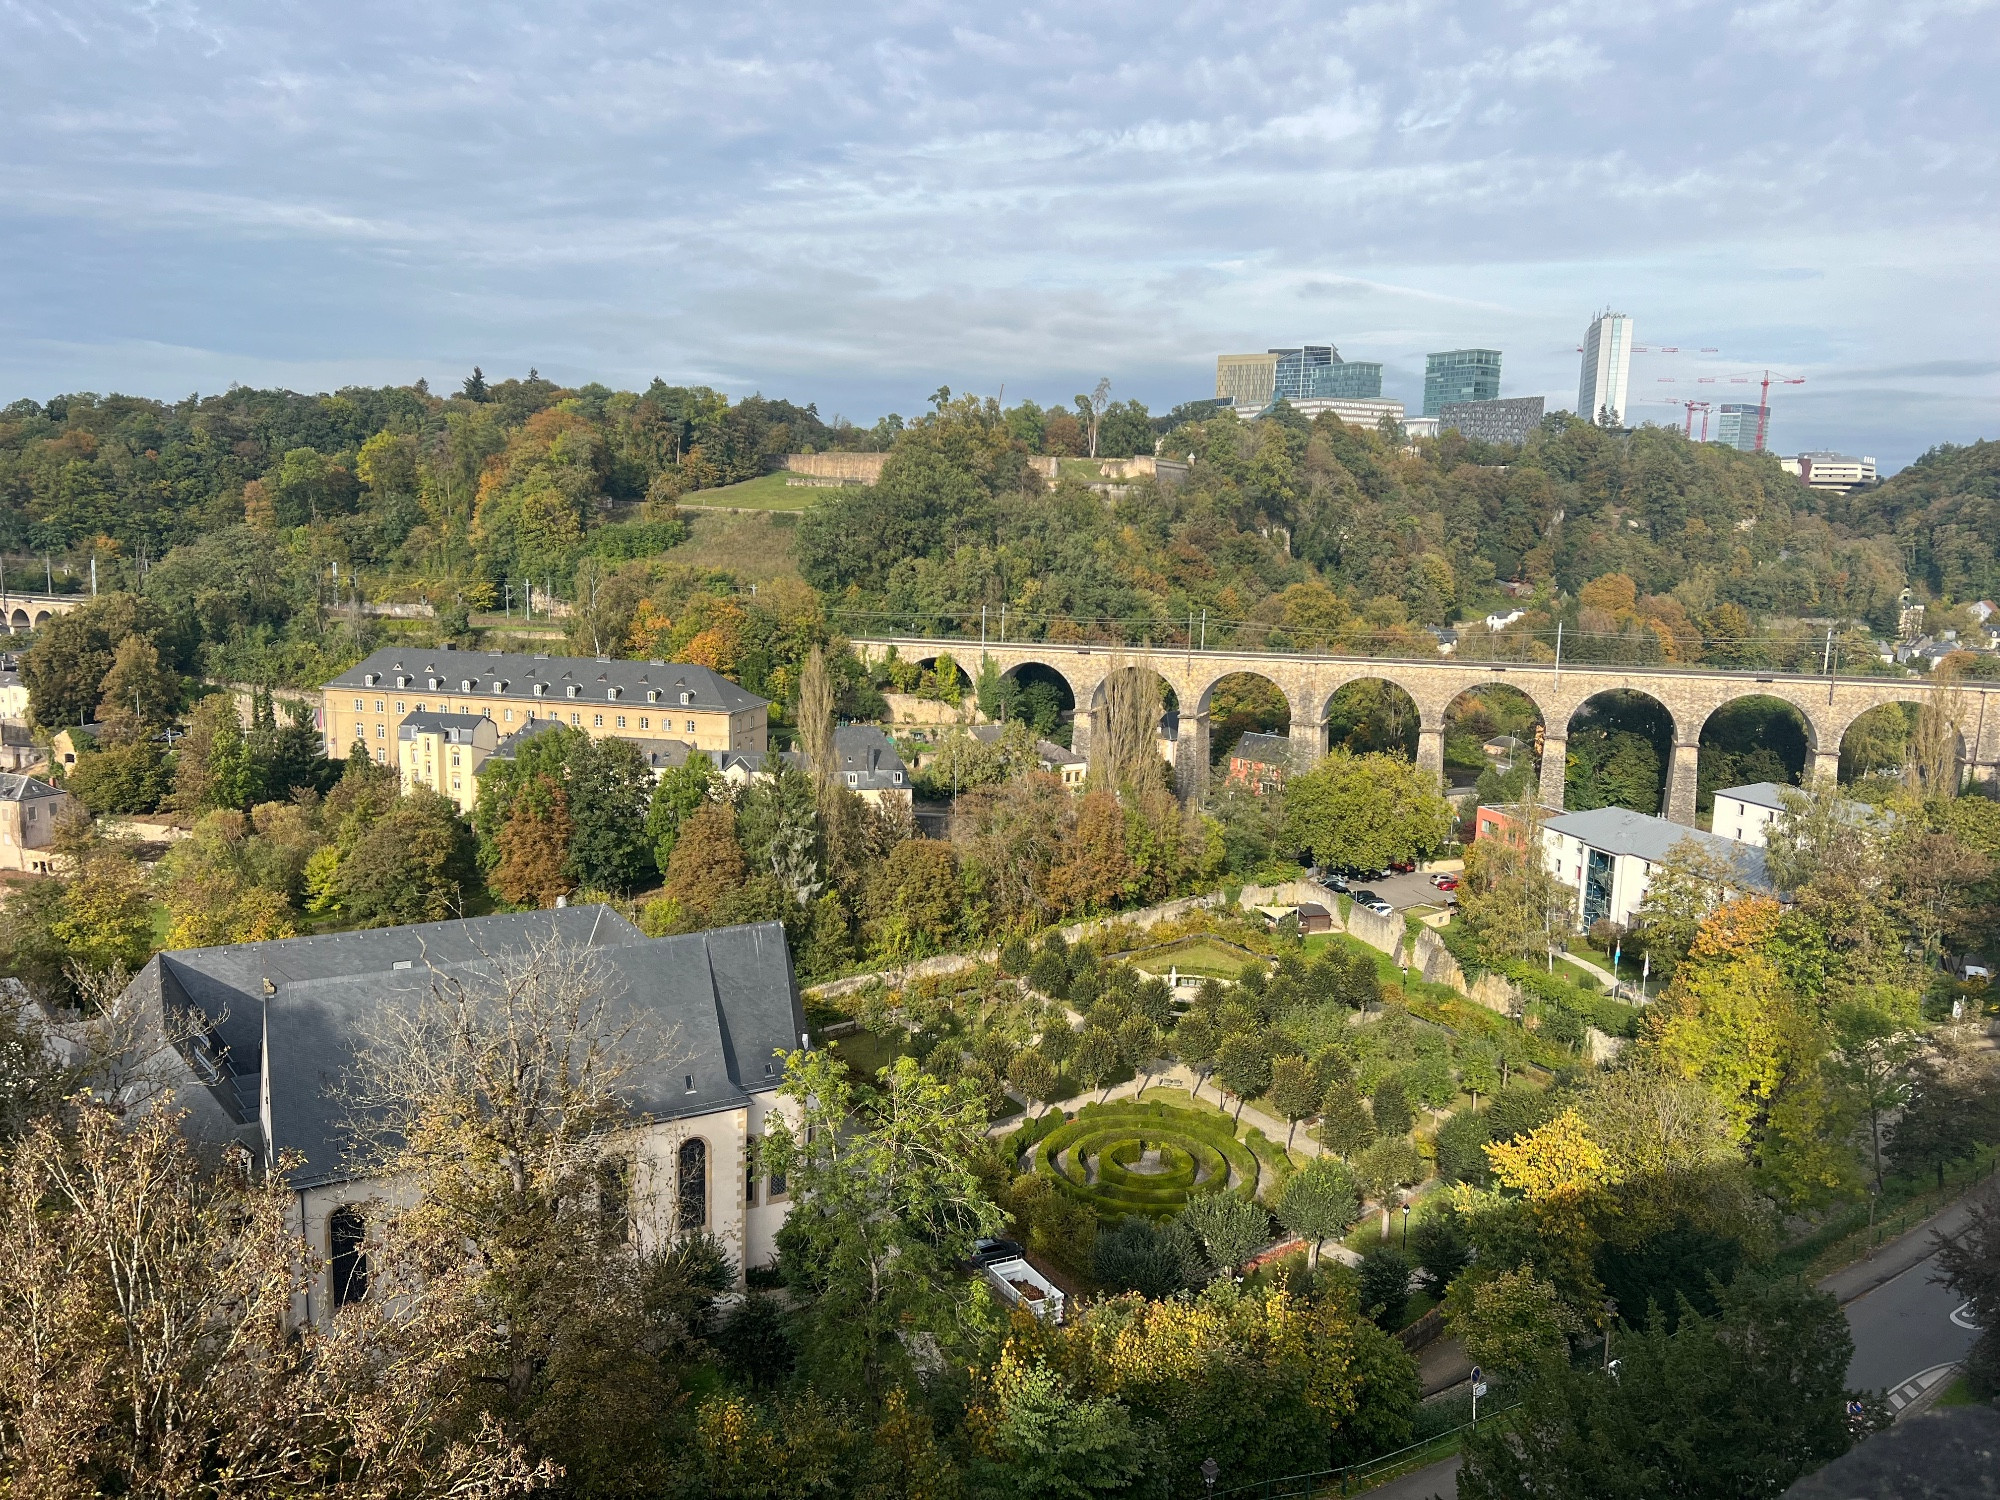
[1603, 1297, 1618, 1371]
[1401, 1201, 1411, 1249]
[1201, 1457, 1219, 1499]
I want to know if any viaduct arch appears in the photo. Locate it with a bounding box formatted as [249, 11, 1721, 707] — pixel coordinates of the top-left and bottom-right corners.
[854, 638, 2000, 825]
[0, 593, 87, 635]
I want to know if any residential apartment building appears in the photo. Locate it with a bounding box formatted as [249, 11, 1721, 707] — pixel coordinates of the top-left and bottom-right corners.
[397, 711, 500, 813]
[1577, 310, 1633, 427]
[323, 648, 768, 764]
[108, 908, 809, 1316]
[1423, 349, 1501, 416]
[1538, 806, 1767, 930]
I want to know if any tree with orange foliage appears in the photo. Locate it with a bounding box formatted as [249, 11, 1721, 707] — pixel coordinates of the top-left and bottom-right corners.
[492, 775, 576, 908]
[1044, 790, 1131, 916]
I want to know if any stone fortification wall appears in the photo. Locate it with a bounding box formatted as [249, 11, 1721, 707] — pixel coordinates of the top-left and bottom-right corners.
[785, 452, 887, 483]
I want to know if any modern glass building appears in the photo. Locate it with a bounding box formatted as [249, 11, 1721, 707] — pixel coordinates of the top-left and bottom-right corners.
[1713, 403, 1769, 452]
[1423, 349, 1502, 416]
[1271, 346, 1382, 402]
[1577, 311, 1633, 427]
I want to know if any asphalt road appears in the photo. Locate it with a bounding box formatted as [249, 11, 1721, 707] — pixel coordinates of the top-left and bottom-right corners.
[1843, 1249, 1978, 1394]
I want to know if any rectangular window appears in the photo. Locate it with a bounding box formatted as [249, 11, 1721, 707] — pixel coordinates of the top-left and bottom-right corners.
[639, 716, 650, 729]
[375, 724, 385, 738]
[374, 699, 384, 713]
[745, 1137, 760, 1206]
[504, 709, 513, 722]
[395, 701, 404, 713]
[593, 714, 604, 727]
[686, 719, 696, 733]
[353, 698, 363, 711]
[615, 715, 626, 728]
[570, 713, 580, 725]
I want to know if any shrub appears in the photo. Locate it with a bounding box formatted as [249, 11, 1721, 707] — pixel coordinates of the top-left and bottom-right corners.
[1359, 1245, 1414, 1329]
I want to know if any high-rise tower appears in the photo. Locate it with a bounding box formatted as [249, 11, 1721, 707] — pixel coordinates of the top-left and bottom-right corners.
[1423, 349, 1501, 416]
[1577, 311, 1633, 427]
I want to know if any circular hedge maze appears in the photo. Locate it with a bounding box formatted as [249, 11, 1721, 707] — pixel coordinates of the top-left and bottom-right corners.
[1035, 1101, 1262, 1219]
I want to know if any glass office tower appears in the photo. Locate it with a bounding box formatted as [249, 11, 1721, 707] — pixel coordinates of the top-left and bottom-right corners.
[1271, 346, 1382, 401]
[1713, 403, 1768, 451]
[1423, 349, 1502, 416]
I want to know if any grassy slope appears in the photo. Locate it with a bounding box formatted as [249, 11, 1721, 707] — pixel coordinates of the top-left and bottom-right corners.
[672, 509, 804, 584]
[678, 471, 824, 511]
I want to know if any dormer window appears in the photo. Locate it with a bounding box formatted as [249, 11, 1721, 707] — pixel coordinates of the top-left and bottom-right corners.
[893, 771, 903, 784]
[460, 679, 473, 692]
[394, 675, 409, 689]
[533, 684, 547, 697]
[363, 673, 378, 687]
[847, 772, 858, 786]
[646, 689, 660, 703]
[566, 685, 581, 698]
[607, 686, 622, 700]
[427, 677, 440, 690]
[680, 691, 692, 705]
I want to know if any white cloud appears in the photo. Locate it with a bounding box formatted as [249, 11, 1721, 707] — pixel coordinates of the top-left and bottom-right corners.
[0, 0, 1993, 465]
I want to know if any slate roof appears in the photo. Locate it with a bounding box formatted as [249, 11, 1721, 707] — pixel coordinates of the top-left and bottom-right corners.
[132, 907, 805, 1189]
[834, 725, 907, 790]
[397, 711, 493, 743]
[1232, 731, 1292, 766]
[328, 647, 767, 714]
[1544, 806, 1770, 887]
[1713, 781, 1788, 811]
[0, 773, 64, 802]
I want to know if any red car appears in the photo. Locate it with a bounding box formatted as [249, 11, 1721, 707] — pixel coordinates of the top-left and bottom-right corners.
[1432, 876, 1459, 892]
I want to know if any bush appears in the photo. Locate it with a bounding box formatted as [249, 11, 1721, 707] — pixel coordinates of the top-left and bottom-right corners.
[1092, 1215, 1195, 1298]
[1435, 1109, 1495, 1185]
[1359, 1245, 1414, 1329]
[999, 935, 1033, 976]
[1372, 1075, 1414, 1137]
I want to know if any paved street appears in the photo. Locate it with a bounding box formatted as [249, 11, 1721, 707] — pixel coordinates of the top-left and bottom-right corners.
[1843, 1250, 1977, 1394]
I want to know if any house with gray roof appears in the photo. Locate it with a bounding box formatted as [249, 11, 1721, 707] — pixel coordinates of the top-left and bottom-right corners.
[0, 771, 67, 872]
[833, 724, 910, 807]
[1710, 781, 1888, 849]
[116, 907, 807, 1316]
[1542, 806, 1769, 931]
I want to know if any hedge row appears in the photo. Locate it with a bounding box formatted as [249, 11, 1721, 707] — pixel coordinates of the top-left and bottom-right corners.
[1034, 1101, 1261, 1218]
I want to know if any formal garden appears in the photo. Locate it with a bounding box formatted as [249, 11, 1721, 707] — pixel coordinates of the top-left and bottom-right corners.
[1024, 1099, 1266, 1219]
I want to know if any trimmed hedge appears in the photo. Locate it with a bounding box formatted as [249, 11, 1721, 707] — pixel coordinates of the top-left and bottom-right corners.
[1034, 1101, 1262, 1218]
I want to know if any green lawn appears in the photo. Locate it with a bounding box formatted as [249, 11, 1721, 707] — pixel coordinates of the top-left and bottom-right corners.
[1127, 938, 1266, 982]
[678, 471, 827, 511]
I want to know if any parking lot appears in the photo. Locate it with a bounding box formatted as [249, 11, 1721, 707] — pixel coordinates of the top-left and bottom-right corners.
[1323, 868, 1455, 912]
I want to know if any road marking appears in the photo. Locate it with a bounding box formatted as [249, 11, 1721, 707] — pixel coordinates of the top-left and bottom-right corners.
[1885, 1363, 1956, 1413]
[1951, 1301, 1979, 1330]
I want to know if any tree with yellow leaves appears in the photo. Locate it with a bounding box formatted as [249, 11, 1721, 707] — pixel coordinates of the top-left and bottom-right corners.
[1639, 896, 1819, 1138]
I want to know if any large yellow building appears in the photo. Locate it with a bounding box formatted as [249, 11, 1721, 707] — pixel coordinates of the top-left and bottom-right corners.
[397, 712, 499, 813]
[322, 648, 769, 765]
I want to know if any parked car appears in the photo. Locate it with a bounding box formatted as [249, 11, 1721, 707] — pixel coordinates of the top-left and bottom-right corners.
[1389, 860, 1416, 874]
[1351, 889, 1382, 906]
[971, 1237, 1025, 1268]
[1433, 876, 1459, 892]
[1327, 875, 1351, 892]
[1364, 899, 1394, 916]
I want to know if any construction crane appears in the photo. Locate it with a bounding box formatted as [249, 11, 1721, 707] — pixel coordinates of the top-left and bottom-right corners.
[1649, 369, 1805, 451]
[1634, 395, 1713, 439]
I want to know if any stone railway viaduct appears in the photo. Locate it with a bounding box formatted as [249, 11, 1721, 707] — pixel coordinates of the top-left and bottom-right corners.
[0, 593, 85, 634]
[853, 637, 2000, 826]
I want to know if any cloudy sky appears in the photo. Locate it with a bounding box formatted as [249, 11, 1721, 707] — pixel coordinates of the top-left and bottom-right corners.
[3, 0, 1995, 468]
